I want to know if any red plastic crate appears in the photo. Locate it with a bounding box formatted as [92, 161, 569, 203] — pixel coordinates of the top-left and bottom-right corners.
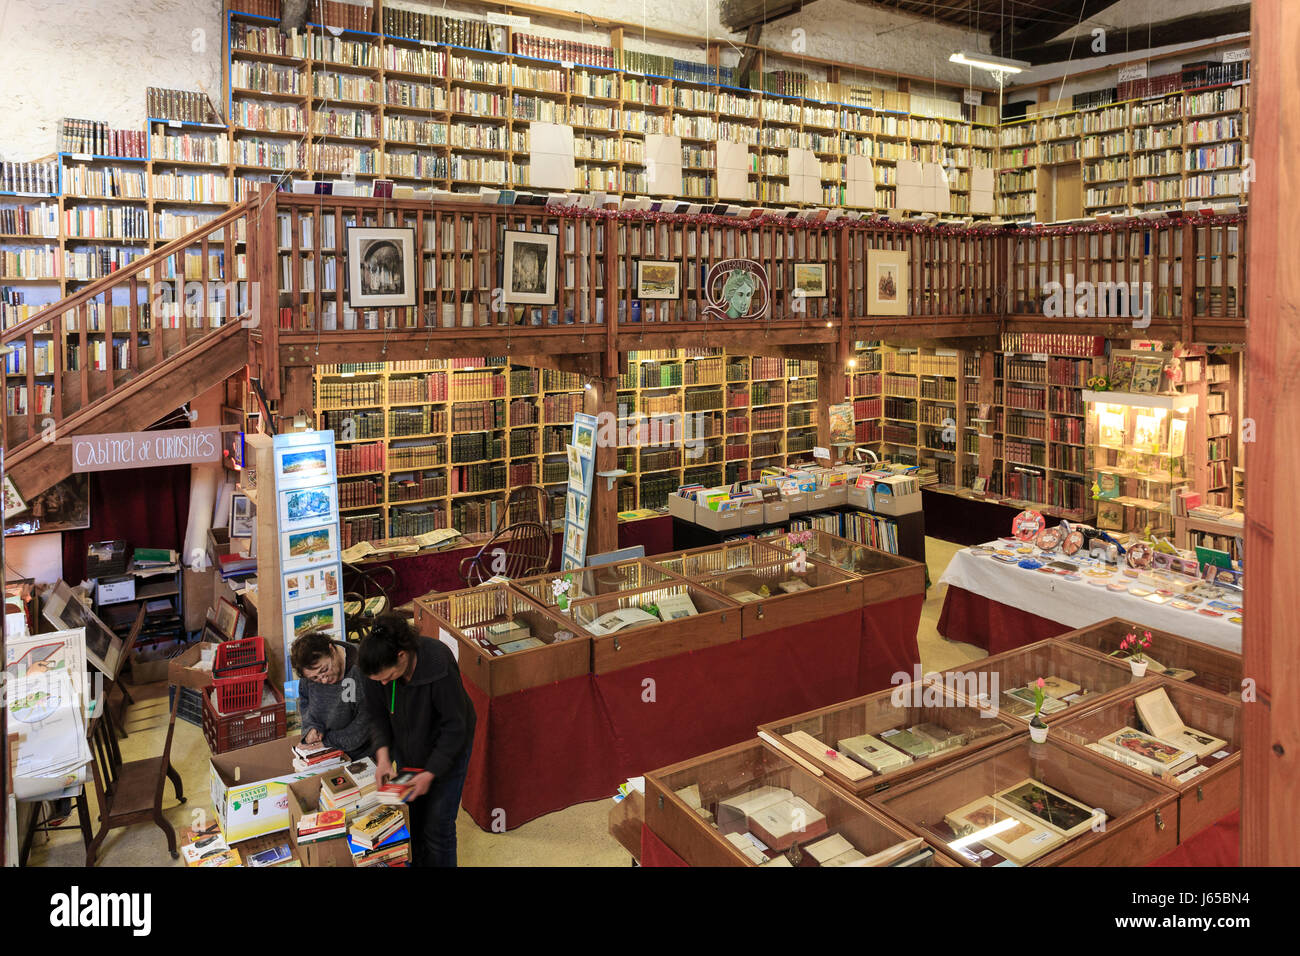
[213, 636, 268, 714]
[202, 681, 286, 754]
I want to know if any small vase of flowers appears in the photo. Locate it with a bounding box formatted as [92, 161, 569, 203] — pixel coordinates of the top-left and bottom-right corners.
[787, 530, 812, 573]
[1029, 677, 1049, 742]
[552, 574, 574, 611]
[1110, 630, 1152, 677]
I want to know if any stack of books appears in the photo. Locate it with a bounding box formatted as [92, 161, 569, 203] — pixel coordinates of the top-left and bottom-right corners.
[349, 823, 412, 867]
[295, 809, 347, 844]
[344, 757, 380, 812]
[291, 741, 346, 773]
[377, 767, 422, 805]
[319, 769, 361, 812]
[132, 547, 177, 569]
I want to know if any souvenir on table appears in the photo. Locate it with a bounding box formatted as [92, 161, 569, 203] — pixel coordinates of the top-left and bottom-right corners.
[1012, 509, 1046, 542]
[1062, 529, 1086, 555]
[1126, 541, 1154, 569]
[1034, 525, 1064, 551]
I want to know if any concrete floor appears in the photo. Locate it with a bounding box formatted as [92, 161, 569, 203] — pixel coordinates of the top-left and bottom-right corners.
[26, 536, 983, 867]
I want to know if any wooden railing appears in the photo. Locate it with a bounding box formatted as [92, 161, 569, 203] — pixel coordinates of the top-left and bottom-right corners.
[2, 196, 267, 452]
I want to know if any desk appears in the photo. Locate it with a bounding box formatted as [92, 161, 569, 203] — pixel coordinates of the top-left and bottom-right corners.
[938, 544, 1242, 656]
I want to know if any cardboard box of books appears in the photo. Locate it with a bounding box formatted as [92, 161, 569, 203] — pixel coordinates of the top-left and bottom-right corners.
[209, 736, 323, 843]
[286, 775, 360, 867]
[871, 489, 922, 516]
[695, 504, 749, 532]
[781, 491, 809, 515]
[666, 491, 698, 521]
[168, 641, 221, 690]
[763, 498, 791, 523]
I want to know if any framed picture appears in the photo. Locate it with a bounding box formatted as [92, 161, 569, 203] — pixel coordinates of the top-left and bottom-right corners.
[41, 582, 123, 679]
[867, 249, 909, 316]
[274, 444, 331, 488]
[4, 474, 91, 537]
[793, 262, 828, 299]
[286, 603, 342, 643]
[230, 493, 254, 538]
[994, 779, 1101, 839]
[4, 474, 26, 520]
[636, 260, 681, 300]
[346, 226, 416, 308]
[214, 598, 241, 640]
[502, 230, 558, 305]
[1130, 355, 1167, 394]
[280, 523, 339, 570]
[221, 406, 245, 470]
[279, 485, 338, 531]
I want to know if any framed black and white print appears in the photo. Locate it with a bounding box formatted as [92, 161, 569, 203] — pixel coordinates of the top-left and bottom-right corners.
[347, 226, 416, 308]
[502, 230, 558, 305]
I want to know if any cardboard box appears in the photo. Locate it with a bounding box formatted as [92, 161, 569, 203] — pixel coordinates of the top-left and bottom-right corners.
[168, 641, 220, 690]
[209, 735, 318, 843]
[129, 639, 183, 684]
[820, 485, 848, 508]
[286, 775, 358, 868]
[695, 505, 747, 532]
[666, 492, 697, 521]
[783, 492, 808, 515]
[183, 566, 215, 633]
[95, 575, 136, 606]
[806, 488, 836, 512]
[735, 502, 765, 527]
[764, 499, 791, 523]
[871, 490, 923, 516]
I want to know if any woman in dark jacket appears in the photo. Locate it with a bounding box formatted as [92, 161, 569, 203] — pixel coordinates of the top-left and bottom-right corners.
[359, 613, 476, 867]
[291, 630, 373, 760]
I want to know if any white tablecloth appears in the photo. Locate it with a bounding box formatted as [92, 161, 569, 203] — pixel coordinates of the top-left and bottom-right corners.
[939, 543, 1242, 654]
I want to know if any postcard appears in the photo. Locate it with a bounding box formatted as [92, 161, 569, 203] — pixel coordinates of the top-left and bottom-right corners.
[279, 486, 337, 530]
[993, 778, 1101, 838]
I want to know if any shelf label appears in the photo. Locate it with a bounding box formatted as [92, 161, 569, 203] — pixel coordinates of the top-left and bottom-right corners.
[71, 152, 93, 161]
[561, 60, 575, 70]
[1222, 48, 1250, 63]
[168, 120, 182, 129]
[963, 89, 981, 107]
[420, 38, 438, 47]
[813, 446, 830, 460]
[1117, 63, 1148, 83]
[486, 12, 530, 28]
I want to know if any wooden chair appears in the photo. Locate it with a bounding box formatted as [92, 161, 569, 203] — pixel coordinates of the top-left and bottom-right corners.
[458, 521, 552, 587]
[84, 686, 186, 865]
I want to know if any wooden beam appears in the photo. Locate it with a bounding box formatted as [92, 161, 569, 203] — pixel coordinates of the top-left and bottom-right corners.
[720, 0, 803, 32]
[1014, 5, 1250, 65]
[734, 25, 763, 88]
[1242, 0, 1297, 868]
[584, 377, 619, 558]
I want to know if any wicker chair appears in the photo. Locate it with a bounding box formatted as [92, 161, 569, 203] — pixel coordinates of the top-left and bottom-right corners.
[458, 485, 555, 586]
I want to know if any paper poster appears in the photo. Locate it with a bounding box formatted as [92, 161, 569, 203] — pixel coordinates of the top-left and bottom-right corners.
[562, 413, 598, 571]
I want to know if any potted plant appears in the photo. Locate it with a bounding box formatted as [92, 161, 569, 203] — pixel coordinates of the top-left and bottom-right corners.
[1028, 678, 1049, 742]
[1110, 630, 1152, 677]
[787, 530, 812, 574]
[551, 574, 574, 611]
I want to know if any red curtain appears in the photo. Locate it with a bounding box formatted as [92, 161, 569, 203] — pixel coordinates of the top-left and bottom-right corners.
[60, 464, 192, 583]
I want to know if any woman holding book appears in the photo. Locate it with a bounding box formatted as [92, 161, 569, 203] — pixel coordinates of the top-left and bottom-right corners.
[359, 613, 476, 868]
[291, 631, 373, 761]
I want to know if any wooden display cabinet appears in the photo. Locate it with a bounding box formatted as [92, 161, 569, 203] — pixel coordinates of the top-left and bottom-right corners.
[650, 539, 784, 579]
[645, 739, 954, 867]
[1052, 679, 1241, 842]
[563, 581, 740, 674]
[1054, 617, 1243, 701]
[693, 558, 860, 637]
[510, 558, 682, 610]
[871, 736, 1180, 866]
[759, 529, 926, 604]
[414, 583, 589, 697]
[758, 682, 1021, 796]
[935, 638, 1147, 725]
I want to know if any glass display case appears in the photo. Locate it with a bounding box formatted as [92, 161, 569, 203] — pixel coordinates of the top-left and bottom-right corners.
[942, 639, 1145, 724]
[414, 583, 589, 697]
[1053, 678, 1241, 841]
[757, 682, 1021, 796]
[695, 557, 860, 636]
[562, 580, 740, 673]
[510, 558, 681, 610]
[871, 736, 1179, 866]
[651, 540, 784, 579]
[1056, 617, 1243, 701]
[1085, 390, 1197, 535]
[645, 739, 952, 867]
[761, 528, 926, 603]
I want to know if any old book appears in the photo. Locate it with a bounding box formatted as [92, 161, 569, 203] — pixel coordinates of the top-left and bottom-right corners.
[1087, 741, 1158, 776]
[1097, 726, 1195, 774]
[837, 732, 912, 772]
[855, 836, 927, 867]
[1004, 685, 1068, 714]
[1039, 675, 1082, 699]
[724, 831, 770, 864]
[783, 730, 872, 781]
[1141, 654, 1197, 682]
[729, 589, 763, 603]
[775, 578, 812, 594]
[485, 620, 530, 645]
[1135, 687, 1227, 757]
[655, 592, 699, 620]
[582, 607, 659, 635]
[804, 832, 855, 864]
[296, 809, 347, 842]
[748, 796, 828, 851]
[716, 786, 792, 832]
[993, 779, 1101, 839]
[497, 636, 545, 654]
[879, 727, 935, 759]
[945, 796, 1064, 865]
[821, 848, 868, 866]
[349, 804, 406, 850]
[909, 722, 968, 752]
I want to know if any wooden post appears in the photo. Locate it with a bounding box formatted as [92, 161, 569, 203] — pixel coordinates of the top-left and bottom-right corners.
[253, 183, 281, 402]
[1242, 0, 1299, 867]
[584, 376, 619, 557]
[278, 365, 314, 434]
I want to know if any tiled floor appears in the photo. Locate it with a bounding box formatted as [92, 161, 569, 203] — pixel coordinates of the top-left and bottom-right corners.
[26, 536, 984, 867]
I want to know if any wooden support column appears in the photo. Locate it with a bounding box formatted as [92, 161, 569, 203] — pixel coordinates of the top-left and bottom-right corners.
[1242, 0, 1299, 867]
[278, 365, 314, 434]
[584, 376, 619, 558]
[253, 183, 281, 402]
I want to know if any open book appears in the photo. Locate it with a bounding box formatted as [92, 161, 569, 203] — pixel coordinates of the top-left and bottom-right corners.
[582, 607, 660, 636]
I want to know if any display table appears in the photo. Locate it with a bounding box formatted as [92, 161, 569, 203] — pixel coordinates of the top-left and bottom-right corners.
[937, 544, 1242, 656]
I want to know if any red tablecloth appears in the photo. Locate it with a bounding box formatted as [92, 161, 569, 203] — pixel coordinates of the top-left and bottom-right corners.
[937, 585, 1072, 655]
[457, 597, 919, 831]
[1147, 811, 1240, 867]
[640, 823, 689, 866]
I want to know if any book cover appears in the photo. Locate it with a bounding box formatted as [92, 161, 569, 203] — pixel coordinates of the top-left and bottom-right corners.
[1108, 354, 1136, 391]
[1130, 355, 1167, 394]
[944, 796, 1063, 865]
[837, 732, 912, 771]
[1097, 726, 1195, 773]
[993, 778, 1100, 838]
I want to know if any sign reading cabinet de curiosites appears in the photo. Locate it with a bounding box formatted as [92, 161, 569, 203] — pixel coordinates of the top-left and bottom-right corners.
[71, 427, 222, 472]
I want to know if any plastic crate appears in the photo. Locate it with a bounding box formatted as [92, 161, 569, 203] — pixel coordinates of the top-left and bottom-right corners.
[167, 684, 205, 728]
[213, 637, 268, 714]
[201, 680, 286, 754]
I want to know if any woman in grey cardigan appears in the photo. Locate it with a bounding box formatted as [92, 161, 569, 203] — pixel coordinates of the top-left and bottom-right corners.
[291, 630, 372, 759]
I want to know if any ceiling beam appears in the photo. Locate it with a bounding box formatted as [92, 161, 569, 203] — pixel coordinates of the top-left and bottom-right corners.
[733, 24, 764, 87]
[992, 0, 1123, 59]
[1014, 4, 1251, 65]
[720, 0, 803, 32]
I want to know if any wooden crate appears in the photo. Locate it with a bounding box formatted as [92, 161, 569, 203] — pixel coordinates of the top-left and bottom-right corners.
[760, 528, 927, 604]
[692, 557, 860, 637]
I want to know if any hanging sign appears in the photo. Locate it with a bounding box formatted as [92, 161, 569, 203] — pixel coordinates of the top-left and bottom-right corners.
[71, 427, 221, 472]
[1117, 63, 1148, 83]
[703, 258, 770, 320]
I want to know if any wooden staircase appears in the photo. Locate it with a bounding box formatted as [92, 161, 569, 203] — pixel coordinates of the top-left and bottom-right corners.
[2, 195, 271, 501]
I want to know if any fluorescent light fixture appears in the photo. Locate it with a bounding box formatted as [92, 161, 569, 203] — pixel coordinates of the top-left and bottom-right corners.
[950, 50, 1029, 74]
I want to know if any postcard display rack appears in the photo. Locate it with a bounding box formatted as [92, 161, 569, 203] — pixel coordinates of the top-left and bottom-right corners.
[246, 431, 346, 687]
[413, 534, 927, 830]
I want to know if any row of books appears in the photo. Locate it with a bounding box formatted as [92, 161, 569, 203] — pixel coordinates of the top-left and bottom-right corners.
[337, 441, 385, 476]
[1, 160, 58, 196]
[381, 6, 498, 49]
[0, 204, 56, 236]
[1000, 332, 1105, 358]
[59, 118, 147, 158]
[147, 86, 220, 124]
